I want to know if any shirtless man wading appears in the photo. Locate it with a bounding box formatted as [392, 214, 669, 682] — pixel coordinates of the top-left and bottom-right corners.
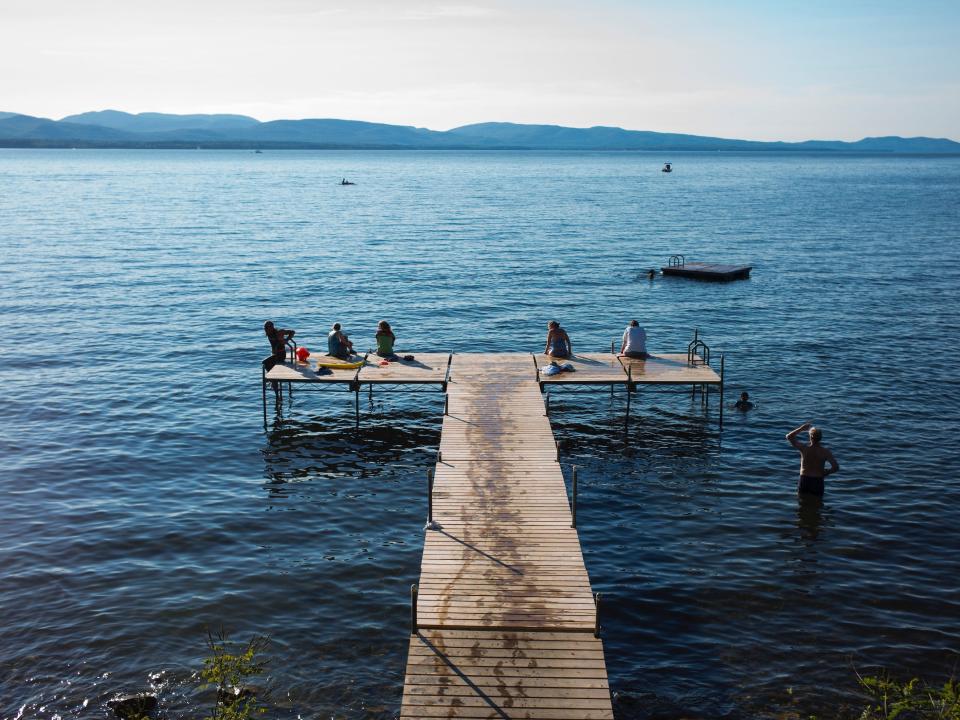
[786, 422, 839, 497]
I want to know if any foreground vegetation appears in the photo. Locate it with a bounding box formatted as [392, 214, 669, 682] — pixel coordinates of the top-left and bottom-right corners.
[849, 670, 959, 720]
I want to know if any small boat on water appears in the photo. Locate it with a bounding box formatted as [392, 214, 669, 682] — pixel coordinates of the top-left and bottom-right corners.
[662, 162, 673, 173]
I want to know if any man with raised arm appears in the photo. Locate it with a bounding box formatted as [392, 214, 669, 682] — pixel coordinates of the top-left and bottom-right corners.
[786, 422, 839, 497]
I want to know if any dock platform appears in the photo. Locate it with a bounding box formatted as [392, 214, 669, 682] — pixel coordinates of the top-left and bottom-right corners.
[264, 352, 452, 385]
[534, 352, 721, 386]
[661, 254, 751, 281]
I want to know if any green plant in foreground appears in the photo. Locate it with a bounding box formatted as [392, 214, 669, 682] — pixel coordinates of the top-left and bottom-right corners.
[854, 669, 959, 720]
[199, 627, 270, 720]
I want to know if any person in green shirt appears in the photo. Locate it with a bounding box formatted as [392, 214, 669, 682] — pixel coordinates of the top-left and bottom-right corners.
[375, 320, 397, 358]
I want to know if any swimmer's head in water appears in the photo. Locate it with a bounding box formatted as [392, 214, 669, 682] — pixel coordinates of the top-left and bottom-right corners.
[740, 392, 749, 401]
[809, 427, 822, 444]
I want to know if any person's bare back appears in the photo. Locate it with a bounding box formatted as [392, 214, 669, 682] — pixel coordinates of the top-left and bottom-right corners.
[786, 422, 839, 496]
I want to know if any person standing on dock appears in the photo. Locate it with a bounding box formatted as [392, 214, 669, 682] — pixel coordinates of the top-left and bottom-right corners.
[544, 321, 572, 358]
[619, 320, 649, 359]
[264, 321, 295, 365]
[786, 422, 839, 497]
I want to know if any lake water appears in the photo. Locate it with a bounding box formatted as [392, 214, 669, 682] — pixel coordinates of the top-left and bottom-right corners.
[1, 149, 958, 719]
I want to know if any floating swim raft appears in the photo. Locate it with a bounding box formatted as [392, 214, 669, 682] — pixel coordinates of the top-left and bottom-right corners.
[661, 254, 752, 281]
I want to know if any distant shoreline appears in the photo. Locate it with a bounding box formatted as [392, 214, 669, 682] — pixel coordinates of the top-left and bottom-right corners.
[2, 141, 959, 154]
[3, 111, 958, 153]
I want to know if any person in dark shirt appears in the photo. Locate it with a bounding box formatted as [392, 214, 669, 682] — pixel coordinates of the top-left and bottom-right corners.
[264, 321, 295, 363]
[733, 391, 754, 411]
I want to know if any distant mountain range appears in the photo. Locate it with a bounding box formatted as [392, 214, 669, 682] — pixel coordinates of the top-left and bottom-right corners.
[0, 110, 957, 152]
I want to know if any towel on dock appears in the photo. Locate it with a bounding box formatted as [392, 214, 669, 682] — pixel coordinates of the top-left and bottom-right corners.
[541, 362, 576, 376]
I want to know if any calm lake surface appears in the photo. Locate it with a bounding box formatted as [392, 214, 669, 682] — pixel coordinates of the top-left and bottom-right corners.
[1, 149, 959, 719]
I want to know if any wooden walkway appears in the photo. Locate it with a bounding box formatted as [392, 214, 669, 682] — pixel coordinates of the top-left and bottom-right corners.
[401, 354, 614, 719]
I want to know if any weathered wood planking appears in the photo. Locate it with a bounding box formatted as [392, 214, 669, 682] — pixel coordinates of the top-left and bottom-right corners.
[535, 351, 721, 386]
[402, 354, 613, 718]
[265, 352, 451, 385]
[618, 353, 721, 385]
[357, 352, 451, 383]
[402, 630, 614, 719]
[264, 354, 365, 384]
[534, 353, 627, 385]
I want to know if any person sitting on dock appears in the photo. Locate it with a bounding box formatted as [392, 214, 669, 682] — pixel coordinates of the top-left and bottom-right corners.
[786, 422, 839, 497]
[619, 320, 649, 359]
[264, 321, 295, 365]
[375, 320, 398, 358]
[733, 391, 754, 411]
[544, 321, 572, 358]
[327, 323, 353, 359]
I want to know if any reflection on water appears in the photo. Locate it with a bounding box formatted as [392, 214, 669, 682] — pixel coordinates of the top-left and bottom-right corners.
[796, 493, 826, 543]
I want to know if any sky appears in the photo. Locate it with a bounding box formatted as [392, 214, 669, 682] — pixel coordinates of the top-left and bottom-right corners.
[1, 0, 958, 141]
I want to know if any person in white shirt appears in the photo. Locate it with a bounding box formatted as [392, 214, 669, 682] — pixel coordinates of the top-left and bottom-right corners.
[619, 320, 649, 359]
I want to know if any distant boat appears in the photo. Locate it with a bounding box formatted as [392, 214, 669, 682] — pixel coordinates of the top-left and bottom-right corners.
[254, 149, 262, 154]
[662, 162, 673, 173]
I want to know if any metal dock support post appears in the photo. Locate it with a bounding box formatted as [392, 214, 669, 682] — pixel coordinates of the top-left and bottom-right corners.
[545, 392, 550, 416]
[571, 465, 578, 528]
[719, 353, 725, 429]
[427, 469, 434, 527]
[625, 365, 633, 422]
[261, 366, 267, 427]
[410, 584, 418, 635]
[593, 592, 601, 638]
[611, 341, 615, 397]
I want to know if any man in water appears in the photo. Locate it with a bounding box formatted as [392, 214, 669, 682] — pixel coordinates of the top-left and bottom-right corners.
[733, 391, 754, 411]
[786, 422, 839, 497]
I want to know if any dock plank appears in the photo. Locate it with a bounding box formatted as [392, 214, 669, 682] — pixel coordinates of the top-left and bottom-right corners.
[619, 353, 721, 385]
[401, 630, 613, 719]
[534, 353, 627, 384]
[357, 352, 451, 384]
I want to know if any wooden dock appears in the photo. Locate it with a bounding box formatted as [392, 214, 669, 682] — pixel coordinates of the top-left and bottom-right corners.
[402, 353, 614, 719]
[260, 345, 725, 716]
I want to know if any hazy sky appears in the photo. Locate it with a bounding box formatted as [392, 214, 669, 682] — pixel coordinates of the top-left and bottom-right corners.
[2, 0, 958, 140]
